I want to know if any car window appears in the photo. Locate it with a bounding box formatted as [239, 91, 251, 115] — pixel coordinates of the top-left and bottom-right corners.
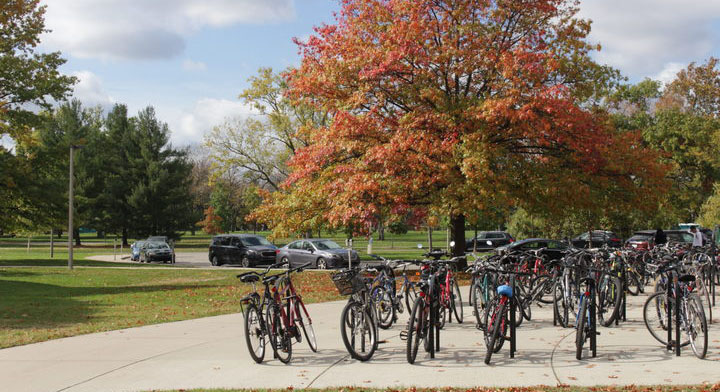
[547, 241, 564, 249]
[302, 241, 314, 251]
[240, 236, 273, 247]
[487, 233, 504, 239]
[577, 233, 589, 240]
[522, 241, 540, 249]
[218, 237, 230, 246]
[313, 240, 341, 250]
[287, 241, 299, 250]
[230, 237, 241, 247]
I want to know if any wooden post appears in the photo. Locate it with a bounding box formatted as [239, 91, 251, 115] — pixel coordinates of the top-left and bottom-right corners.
[50, 229, 54, 258]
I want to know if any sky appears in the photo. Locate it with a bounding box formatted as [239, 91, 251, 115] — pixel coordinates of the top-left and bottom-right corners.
[36, 0, 720, 147]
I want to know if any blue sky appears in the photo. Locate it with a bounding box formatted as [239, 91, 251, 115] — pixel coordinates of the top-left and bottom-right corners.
[36, 0, 720, 146]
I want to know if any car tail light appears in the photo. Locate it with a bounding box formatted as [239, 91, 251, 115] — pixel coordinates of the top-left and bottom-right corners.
[509, 238, 515, 243]
[611, 238, 620, 242]
[275, 249, 280, 254]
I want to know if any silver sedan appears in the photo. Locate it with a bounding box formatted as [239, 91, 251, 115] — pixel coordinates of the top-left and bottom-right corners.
[276, 239, 359, 269]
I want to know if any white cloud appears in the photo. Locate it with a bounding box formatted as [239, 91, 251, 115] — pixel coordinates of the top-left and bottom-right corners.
[182, 59, 207, 72]
[41, 0, 295, 60]
[162, 98, 255, 146]
[71, 71, 114, 107]
[578, 0, 720, 79]
[654, 62, 686, 86]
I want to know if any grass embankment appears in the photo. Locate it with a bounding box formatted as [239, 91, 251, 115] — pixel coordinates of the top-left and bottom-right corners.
[151, 385, 720, 392]
[0, 267, 344, 349]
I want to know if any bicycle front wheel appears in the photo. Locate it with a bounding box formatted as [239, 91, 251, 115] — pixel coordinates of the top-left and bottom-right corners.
[575, 295, 588, 360]
[597, 275, 622, 327]
[340, 301, 377, 361]
[406, 297, 428, 364]
[451, 280, 463, 323]
[484, 299, 507, 364]
[295, 302, 317, 352]
[372, 286, 395, 329]
[687, 295, 708, 359]
[243, 304, 266, 363]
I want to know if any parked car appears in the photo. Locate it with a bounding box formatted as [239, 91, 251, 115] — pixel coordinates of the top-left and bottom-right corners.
[496, 238, 567, 260]
[625, 231, 655, 250]
[139, 241, 174, 263]
[277, 239, 359, 269]
[130, 240, 147, 261]
[465, 231, 514, 251]
[571, 230, 622, 248]
[664, 230, 694, 245]
[208, 234, 277, 267]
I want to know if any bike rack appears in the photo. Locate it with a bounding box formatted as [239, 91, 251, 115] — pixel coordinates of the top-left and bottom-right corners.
[666, 272, 681, 356]
[589, 278, 597, 357]
[510, 275, 517, 358]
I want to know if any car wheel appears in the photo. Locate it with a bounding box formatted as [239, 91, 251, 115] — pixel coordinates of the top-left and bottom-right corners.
[281, 256, 290, 267]
[211, 255, 219, 266]
[316, 257, 327, 270]
[241, 256, 252, 268]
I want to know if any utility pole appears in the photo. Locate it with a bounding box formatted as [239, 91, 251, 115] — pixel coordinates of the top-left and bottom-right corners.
[68, 145, 82, 270]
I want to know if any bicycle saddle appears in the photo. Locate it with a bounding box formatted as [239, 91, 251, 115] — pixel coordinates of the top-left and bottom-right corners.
[496, 284, 513, 298]
[263, 274, 281, 284]
[237, 273, 260, 283]
[678, 274, 696, 283]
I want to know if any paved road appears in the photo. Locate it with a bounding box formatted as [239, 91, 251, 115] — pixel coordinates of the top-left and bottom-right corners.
[89, 252, 219, 268]
[1, 288, 719, 392]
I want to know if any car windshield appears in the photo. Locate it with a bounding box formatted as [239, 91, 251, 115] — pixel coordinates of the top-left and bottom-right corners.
[668, 232, 693, 243]
[312, 240, 342, 250]
[147, 242, 169, 249]
[241, 236, 273, 247]
[628, 235, 651, 242]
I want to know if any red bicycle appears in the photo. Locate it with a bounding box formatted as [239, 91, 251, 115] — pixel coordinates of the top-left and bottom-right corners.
[266, 262, 317, 363]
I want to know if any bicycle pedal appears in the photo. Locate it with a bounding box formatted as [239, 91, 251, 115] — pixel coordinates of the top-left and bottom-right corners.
[399, 330, 408, 341]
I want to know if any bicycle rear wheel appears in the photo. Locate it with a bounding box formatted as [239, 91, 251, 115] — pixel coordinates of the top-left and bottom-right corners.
[266, 302, 292, 363]
[372, 286, 395, 329]
[597, 275, 621, 327]
[340, 300, 377, 361]
[404, 284, 418, 317]
[243, 304, 266, 363]
[687, 295, 708, 359]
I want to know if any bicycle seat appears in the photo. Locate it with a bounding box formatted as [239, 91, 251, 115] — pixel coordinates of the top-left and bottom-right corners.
[496, 284, 513, 298]
[678, 274, 696, 283]
[237, 273, 260, 283]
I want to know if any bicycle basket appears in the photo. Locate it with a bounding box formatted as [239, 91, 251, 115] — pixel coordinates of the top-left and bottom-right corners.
[331, 269, 366, 295]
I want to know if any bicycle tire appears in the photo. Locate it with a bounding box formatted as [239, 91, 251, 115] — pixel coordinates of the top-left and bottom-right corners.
[451, 280, 463, 323]
[406, 297, 427, 364]
[626, 272, 640, 296]
[484, 300, 506, 365]
[340, 300, 377, 361]
[642, 291, 690, 347]
[295, 302, 317, 352]
[597, 275, 622, 327]
[266, 302, 292, 363]
[405, 284, 418, 317]
[482, 296, 507, 353]
[687, 295, 708, 359]
[532, 275, 555, 304]
[372, 286, 394, 329]
[576, 295, 588, 360]
[243, 304, 266, 363]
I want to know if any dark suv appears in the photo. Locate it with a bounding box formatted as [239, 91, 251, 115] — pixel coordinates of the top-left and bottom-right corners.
[208, 234, 278, 267]
[465, 231, 514, 251]
[571, 230, 622, 248]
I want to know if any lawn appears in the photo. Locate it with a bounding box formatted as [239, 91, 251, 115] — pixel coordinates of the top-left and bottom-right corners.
[0, 247, 174, 267]
[0, 267, 345, 349]
[151, 385, 720, 392]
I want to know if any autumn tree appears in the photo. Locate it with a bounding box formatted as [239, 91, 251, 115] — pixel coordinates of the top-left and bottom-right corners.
[198, 206, 224, 235]
[251, 0, 666, 253]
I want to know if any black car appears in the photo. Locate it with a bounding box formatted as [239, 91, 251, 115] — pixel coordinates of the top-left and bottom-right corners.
[139, 241, 174, 263]
[208, 234, 278, 267]
[571, 230, 622, 248]
[465, 231, 514, 251]
[495, 238, 567, 260]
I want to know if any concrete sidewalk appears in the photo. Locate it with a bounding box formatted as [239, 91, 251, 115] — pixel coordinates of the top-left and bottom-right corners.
[1, 289, 719, 392]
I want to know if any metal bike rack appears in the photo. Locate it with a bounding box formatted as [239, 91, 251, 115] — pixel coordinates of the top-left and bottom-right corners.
[510, 275, 517, 358]
[665, 272, 681, 356]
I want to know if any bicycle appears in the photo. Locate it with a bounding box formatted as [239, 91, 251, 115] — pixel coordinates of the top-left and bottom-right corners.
[238, 262, 284, 363]
[643, 261, 708, 359]
[265, 262, 317, 363]
[333, 265, 380, 361]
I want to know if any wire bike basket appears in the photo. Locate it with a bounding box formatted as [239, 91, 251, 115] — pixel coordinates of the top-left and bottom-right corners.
[331, 269, 366, 295]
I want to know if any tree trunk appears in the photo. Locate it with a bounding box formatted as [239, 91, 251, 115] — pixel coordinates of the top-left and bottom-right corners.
[450, 214, 466, 257]
[74, 228, 81, 246]
[427, 226, 433, 249]
[378, 222, 385, 241]
[122, 228, 129, 246]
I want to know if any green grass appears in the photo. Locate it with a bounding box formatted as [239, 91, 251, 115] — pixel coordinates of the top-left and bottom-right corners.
[0, 267, 344, 349]
[151, 385, 720, 392]
[0, 248, 174, 267]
